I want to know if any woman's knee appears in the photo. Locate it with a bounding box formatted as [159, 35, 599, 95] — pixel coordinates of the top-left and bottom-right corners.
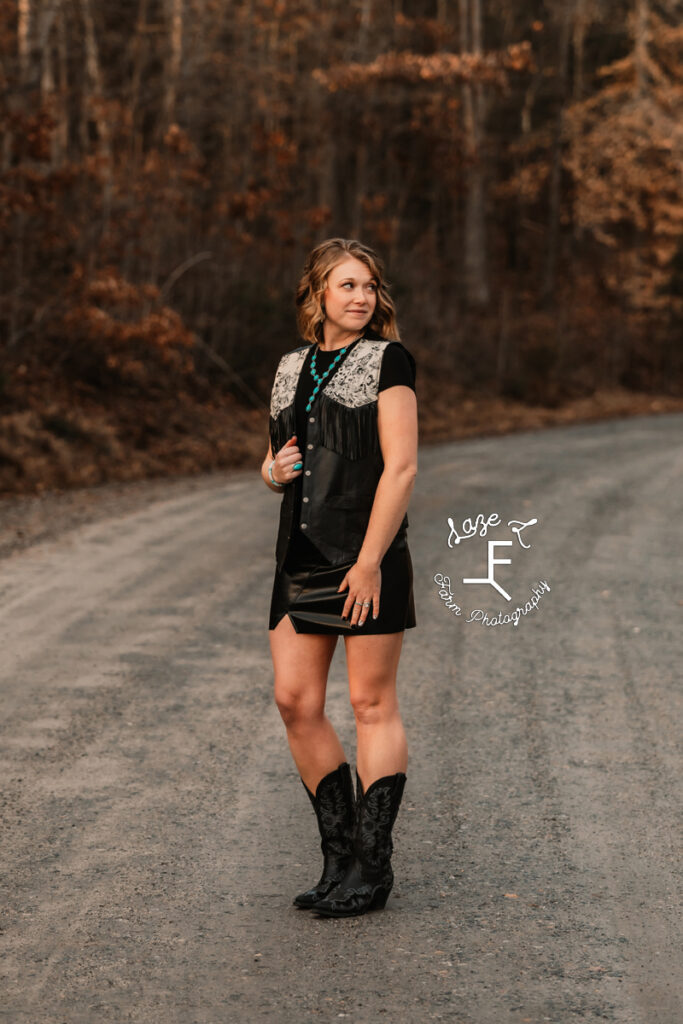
[274, 680, 325, 728]
[350, 688, 399, 726]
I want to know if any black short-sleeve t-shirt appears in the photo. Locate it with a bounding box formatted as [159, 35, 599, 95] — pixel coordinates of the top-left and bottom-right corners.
[377, 341, 417, 394]
[283, 334, 416, 567]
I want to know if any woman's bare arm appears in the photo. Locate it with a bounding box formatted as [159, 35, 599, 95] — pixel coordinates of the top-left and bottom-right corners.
[356, 385, 418, 569]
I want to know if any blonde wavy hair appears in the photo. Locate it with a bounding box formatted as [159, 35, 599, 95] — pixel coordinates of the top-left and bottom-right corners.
[295, 238, 400, 344]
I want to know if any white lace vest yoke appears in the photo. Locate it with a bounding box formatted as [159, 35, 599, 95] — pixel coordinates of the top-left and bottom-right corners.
[269, 338, 390, 420]
[268, 338, 392, 462]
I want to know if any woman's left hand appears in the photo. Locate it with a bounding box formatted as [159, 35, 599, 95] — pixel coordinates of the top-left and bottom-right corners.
[338, 561, 381, 627]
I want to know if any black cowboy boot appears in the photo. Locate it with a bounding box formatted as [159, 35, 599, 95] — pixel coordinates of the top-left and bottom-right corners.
[313, 769, 407, 918]
[293, 761, 356, 909]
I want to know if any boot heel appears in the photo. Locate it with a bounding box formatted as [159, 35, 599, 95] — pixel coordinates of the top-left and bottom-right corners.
[370, 886, 390, 909]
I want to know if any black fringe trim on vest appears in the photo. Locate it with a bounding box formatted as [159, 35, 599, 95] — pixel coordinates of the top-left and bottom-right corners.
[316, 392, 380, 461]
[270, 395, 380, 461]
[269, 404, 297, 455]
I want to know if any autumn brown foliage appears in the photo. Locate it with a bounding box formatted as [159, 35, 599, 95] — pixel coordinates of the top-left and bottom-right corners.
[1, 0, 681, 494]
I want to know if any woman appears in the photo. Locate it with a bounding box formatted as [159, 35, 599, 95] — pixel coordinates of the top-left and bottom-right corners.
[262, 237, 418, 918]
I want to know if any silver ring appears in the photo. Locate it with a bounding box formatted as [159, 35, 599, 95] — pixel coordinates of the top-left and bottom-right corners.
[362, 602, 370, 607]
[354, 601, 363, 606]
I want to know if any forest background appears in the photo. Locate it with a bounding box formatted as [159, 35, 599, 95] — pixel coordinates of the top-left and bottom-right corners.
[1, 0, 683, 496]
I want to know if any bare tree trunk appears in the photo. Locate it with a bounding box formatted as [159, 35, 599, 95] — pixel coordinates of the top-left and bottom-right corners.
[17, 0, 31, 84]
[543, 0, 572, 301]
[164, 0, 183, 129]
[38, 0, 63, 165]
[351, 140, 367, 238]
[130, 0, 150, 154]
[40, 24, 54, 97]
[8, 213, 26, 348]
[39, 5, 57, 167]
[79, 0, 112, 233]
[359, 0, 373, 53]
[631, 0, 649, 307]
[79, 0, 110, 150]
[317, 128, 336, 213]
[572, 0, 588, 99]
[54, 7, 69, 163]
[185, 0, 209, 140]
[496, 283, 511, 388]
[459, 0, 490, 307]
[36, 1, 61, 89]
[265, 16, 279, 138]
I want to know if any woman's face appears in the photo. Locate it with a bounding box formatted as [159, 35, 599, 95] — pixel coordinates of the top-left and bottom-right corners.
[322, 256, 378, 336]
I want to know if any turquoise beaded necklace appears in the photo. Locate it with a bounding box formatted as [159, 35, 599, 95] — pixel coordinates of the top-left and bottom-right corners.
[305, 335, 363, 413]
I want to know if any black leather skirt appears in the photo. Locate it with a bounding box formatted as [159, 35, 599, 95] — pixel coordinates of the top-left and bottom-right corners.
[269, 533, 416, 635]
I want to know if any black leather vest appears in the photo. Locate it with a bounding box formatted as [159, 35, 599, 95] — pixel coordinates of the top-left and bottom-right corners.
[268, 338, 412, 570]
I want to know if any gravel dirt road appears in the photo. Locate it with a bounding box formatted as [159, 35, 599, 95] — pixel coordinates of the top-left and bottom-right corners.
[1, 412, 681, 1023]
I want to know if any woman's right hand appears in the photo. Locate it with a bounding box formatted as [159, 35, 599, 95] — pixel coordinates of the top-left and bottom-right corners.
[272, 435, 303, 485]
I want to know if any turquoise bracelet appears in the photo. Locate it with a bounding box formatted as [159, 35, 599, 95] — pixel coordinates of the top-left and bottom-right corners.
[268, 460, 285, 488]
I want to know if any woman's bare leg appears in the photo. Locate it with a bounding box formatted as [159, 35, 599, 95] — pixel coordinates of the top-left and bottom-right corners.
[270, 613, 347, 793]
[344, 631, 408, 790]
